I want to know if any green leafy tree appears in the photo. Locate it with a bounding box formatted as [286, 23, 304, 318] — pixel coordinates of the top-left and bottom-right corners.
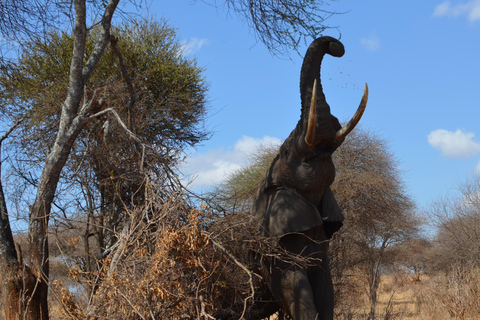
[1, 18, 210, 299]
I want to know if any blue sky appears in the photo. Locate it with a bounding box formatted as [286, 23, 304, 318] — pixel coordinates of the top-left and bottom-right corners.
[140, 1, 480, 210]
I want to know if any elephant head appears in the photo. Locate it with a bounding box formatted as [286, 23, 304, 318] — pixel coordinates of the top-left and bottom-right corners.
[251, 36, 367, 320]
[253, 36, 367, 239]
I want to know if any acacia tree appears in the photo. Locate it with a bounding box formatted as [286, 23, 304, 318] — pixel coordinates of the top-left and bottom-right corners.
[1, 19, 209, 289]
[395, 238, 432, 280]
[222, 0, 338, 55]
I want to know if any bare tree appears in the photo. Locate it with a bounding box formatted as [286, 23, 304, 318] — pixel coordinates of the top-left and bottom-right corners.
[222, 0, 339, 55]
[429, 174, 480, 270]
[0, 0, 67, 40]
[330, 128, 419, 320]
[0, 0, 65, 70]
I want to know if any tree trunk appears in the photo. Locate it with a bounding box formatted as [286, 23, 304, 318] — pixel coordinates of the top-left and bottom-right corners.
[368, 241, 388, 320]
[0, 176, 23, 320]
[369, 275, 379, 320]
[27, 131, 88, 319]
[0, 121, 31, 320]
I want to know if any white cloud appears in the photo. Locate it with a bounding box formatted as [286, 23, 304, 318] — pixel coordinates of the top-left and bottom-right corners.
[433, 0, 480, 21]
[433, 1, 453, 16]
[181, 37, 210, 56]
[181, 135, 282, 190]
[427, 129, 480, 158]
[471, 3, 480, 20]
[360, 35, 381, 52]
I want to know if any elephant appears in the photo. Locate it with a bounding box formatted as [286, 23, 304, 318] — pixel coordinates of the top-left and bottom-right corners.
[251, 36, 368, 320]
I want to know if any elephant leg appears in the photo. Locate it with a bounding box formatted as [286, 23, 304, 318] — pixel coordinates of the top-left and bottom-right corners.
[265, 264, 317, 320]
[279, 268, 318, 320]
[304, 226, 334, 320]
[262, 232, 323, 320]
[309, 258, 334, 320]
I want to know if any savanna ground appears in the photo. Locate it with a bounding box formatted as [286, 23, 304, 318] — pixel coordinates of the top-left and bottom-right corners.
[333, 269, 480, 320]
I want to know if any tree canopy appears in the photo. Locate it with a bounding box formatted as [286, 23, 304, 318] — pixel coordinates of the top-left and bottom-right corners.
[1, 18, 209, 154]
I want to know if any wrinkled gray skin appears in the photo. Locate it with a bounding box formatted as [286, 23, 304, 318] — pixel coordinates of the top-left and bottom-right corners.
[252, 36, 353, 320]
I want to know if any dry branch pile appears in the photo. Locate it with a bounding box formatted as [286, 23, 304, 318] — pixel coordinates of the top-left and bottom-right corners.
[51, 183, 287, 319]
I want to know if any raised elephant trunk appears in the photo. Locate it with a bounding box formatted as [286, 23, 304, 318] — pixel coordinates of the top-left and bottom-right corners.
[300, 36, 368, 145]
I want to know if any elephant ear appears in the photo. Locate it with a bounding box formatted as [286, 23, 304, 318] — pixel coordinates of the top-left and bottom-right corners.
[319, 187, 344, 239]
[254, 187, 324, 237]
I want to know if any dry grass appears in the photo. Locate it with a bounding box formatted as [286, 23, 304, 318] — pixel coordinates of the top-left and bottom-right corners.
[375, 273, 423, 320]
[334, 268, 480, 320]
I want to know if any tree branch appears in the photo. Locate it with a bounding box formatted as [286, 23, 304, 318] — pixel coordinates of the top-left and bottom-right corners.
[82, 0, 120, 81]
[89, 107, 142, 145]
[110, 35, 137, 133]
[205, 232, 255, 319]
[0, 118, 23, 144]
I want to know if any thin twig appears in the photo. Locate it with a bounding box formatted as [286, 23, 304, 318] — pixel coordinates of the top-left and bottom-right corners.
[119, 290, 147, 320]
[205, 232, 255, 319]
[0, 118, 24, 144]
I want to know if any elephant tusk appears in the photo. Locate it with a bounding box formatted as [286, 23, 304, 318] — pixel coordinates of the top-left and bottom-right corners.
[305, 79, 317, 147]
[335, 83, 368, 142]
